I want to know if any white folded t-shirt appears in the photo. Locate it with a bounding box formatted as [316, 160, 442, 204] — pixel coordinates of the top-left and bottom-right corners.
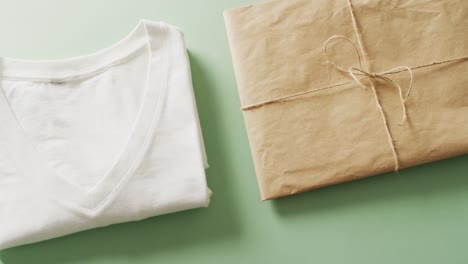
[0, 20, 211, 250]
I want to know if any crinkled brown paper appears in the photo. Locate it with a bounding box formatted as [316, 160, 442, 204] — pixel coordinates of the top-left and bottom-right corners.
[224, 0, 468, 200]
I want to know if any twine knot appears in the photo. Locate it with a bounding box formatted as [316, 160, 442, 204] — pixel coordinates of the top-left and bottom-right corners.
[324, 35, 414, 126]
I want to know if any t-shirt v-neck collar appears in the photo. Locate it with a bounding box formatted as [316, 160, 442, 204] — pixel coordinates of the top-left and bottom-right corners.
[0, 20, 171, 216]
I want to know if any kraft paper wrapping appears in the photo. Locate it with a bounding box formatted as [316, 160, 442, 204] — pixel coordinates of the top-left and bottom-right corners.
[224, 0, 468, 200]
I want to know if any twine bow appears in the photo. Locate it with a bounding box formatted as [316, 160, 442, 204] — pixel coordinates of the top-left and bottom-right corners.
[324, 35, 414, 126]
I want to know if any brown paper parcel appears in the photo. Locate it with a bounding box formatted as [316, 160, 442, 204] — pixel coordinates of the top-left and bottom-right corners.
[224, 0, 468, 200]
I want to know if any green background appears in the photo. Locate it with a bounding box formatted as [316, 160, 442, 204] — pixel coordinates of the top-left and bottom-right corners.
[0, 0, 467, 263]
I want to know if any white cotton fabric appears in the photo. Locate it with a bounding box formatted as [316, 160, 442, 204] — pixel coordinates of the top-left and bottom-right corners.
[0, 20, 211, 250]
